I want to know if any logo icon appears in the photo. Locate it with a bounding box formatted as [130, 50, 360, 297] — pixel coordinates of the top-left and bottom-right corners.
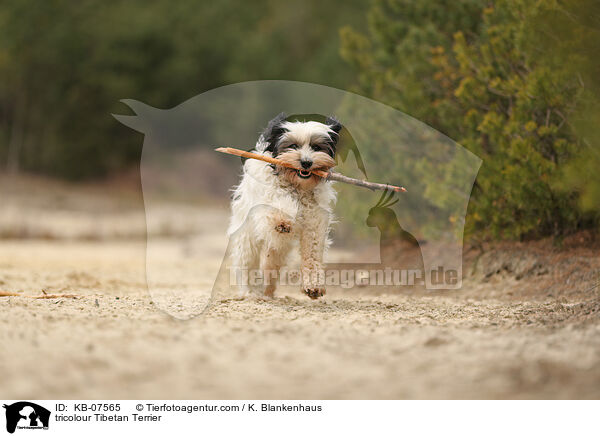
[3, 402, 50, 434]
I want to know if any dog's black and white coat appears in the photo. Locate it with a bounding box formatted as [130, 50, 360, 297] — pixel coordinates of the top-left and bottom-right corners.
[227, 113, 341, 299]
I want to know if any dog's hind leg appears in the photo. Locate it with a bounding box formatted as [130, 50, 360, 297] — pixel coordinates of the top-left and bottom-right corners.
[228, 228, 260, 296]
[260, 247, 284, 298]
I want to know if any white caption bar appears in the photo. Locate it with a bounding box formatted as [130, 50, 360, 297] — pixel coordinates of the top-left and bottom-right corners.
[0, 400, 596, 436]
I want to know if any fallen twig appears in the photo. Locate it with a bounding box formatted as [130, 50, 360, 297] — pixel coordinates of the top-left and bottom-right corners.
[0, 290, 79, 299]
[215, 147, 406, 192]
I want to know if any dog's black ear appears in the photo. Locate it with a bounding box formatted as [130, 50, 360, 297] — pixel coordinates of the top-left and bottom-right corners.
[326, 116, 342, 146]
[262, 112, 288, 154]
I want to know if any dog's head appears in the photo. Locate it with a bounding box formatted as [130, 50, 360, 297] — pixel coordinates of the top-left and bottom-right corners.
[261, 113, 341, 190]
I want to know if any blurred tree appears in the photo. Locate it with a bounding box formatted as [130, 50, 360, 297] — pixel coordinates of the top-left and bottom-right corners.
[0, 0, 366, 179]
[537, 1, 600, 221]
[340, 0, 485, 131]
[341, 0, 600, 240]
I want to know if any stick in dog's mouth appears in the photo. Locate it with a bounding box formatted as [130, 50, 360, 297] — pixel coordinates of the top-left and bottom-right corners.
[215, 147, 406, 191]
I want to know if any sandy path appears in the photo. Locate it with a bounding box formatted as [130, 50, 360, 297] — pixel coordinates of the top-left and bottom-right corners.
[1, 238, 599, 399]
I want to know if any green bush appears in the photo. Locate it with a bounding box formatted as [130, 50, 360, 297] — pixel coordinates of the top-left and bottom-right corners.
[341, 0, 600, 240]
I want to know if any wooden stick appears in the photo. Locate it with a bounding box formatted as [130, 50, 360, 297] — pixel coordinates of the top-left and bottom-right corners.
[215, 147, 406, 192]
[0, 290, 79, 299]
[326, 172, 406, 192]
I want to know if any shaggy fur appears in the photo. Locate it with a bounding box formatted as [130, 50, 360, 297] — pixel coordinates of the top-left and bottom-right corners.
[227, 113, 341, 299]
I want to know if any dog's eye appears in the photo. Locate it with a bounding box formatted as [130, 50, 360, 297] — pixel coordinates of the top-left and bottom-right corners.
[310, 144, 322, 151]
[288, 144, 298, 150]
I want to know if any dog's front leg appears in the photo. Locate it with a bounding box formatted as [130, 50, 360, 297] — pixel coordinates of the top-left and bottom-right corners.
[298, 205, 330, 299]
[259, 209, 295, 297]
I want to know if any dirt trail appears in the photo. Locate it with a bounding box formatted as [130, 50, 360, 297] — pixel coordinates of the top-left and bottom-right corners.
[0, 177, 599, 399]
[1, 239, 599, 399]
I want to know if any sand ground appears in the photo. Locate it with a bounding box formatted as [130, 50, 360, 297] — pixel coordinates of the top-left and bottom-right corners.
[1, 177, 599, 399]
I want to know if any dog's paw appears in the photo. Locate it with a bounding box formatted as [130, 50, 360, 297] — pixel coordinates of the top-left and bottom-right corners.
[275, 221, 292, 233]
[303, 287, 326, 299]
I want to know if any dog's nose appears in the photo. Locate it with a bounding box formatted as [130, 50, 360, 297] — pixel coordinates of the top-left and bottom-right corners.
[300, 159, 313, 169]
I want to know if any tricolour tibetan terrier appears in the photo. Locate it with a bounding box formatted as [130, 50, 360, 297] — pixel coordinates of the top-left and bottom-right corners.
[227, 113, 341, 299]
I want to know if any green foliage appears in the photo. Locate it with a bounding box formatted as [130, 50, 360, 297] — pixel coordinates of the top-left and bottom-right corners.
[2, 0, 598, 242]
[341, 0, 600, 240]
[0, 0, 366, 179]
[540, 0, 600, 220]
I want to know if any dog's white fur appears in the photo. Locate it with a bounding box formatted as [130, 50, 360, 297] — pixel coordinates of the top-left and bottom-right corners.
[227, 116, 339, 299]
